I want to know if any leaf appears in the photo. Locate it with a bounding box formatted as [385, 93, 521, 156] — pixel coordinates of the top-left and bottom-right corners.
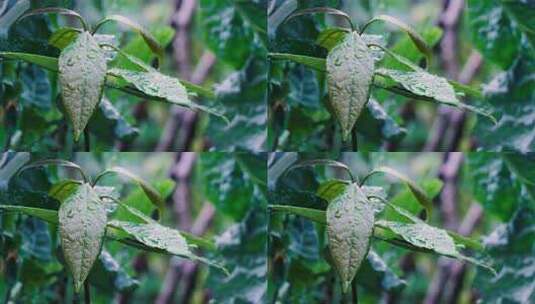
[361, 14, 432, 68]
[467, 0, 524, 68]
[473, 53, 535, 152]
[361, 166, 433, 221]
[20, 64, 52, 109]
[108, 220, 227, 274]
[17, 7, 88, 31]
[18, 159, 88, 183]
[326, 183, 375, 293]
[285, 7, 355, 31]
[375, 219, 493, 272]
[59, 31, 107, 141]
[327, 31, 375, 141]
[268, 204, 327, 224]
[285, 159, 355, 182]
[375, 68, 496, 123]
[88, 250, 139, 293]
[268, 52, 326, 72]
[0, 205, 59, 224]
[315, 27, 349, 51]
[316, 179, 349, 202]
[92, 15, 164, 65]
[107, 68, 226, 121]
[385, 179, 443, 223]
[48, 27, 81, 50]
[93, 166, 165, 219]
[58, 183, 107, 292]
[0, 52, 59, 72]
[475, 206, 535, 303]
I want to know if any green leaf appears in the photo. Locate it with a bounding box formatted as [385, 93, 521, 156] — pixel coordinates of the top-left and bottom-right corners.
[326, 183, 374, 293]
[19, 159, 88, 183]
[361, 14, 432, 68]
[268, 52, 326, 72]
[107, 68, 226, 121]
[0, 205, 59, 224]
[285, 159, 355, 183]
[385, 179, 443, 223]
[475, 206, 535, 303]
[327, 31, 375, 141]
[285, 7, 355, 31]
[375, 68, 496, 123]
[361, 166, 433, 221]
[58, 183, 107, 292]
[48, 27, 81, 50]
[383, 26, 443, 71]
[474, 54, 535, 152]
[93, 166, 165, 219]
[375, 219, 493, 272]
[0, 52, 59, 72]
[92, 15, 164, 65]
[87, 250, 139, 293]
[315, 27, 349, 51]
[108, 220, 227, 274]
[59, 31, 107, 141]
[467, 0, 523, 68]
[17, 7, 88, 31]
[49, 180, 82, 202]
[268, 204, 326, 224]
[316, 179, 349, 202]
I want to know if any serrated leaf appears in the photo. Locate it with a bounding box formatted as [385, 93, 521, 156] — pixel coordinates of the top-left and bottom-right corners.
[59, 31, 107, 141]
[327, 31, 375, 141]
[107, 68, 226, 121]
[59, 183, 107, 292]
[375, 219, 492, 272]
[375, 68, 496, 123]
[108, 220, 227, 274]
[327, 183, 374, 293]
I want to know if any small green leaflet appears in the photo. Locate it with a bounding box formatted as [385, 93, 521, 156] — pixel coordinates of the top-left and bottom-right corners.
[58, 183, 107, 292]
[59, 31, 107, 141]
[326, 183, 374, 293]
[327, 31, 375, 141]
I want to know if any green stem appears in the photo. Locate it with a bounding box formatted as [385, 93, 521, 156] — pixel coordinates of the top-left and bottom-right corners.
[352, 279, 359, 304]
[351, 127, 358, 151]
[84, 129, 90, 152]
[84, 281, 91, 304]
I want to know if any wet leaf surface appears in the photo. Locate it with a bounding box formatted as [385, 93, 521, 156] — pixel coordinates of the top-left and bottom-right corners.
[59, 31, 107, 141]
[58, 183, 107, 292]
[326, 183, 374, 292]
[327, 31, 374, 141]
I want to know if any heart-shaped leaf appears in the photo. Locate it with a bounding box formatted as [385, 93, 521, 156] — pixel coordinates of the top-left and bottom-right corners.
[327, 31, 375, 141]
[59, 31, 107, 141]
[58, 183, 107, 292]
[326, 183, 374, 293]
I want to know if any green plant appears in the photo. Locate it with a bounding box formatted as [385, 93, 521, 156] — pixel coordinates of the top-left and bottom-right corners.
[0, 159, 226, 298]
[0, 7, 226, 143]
[269, 159, 493, 299]
[269, 8, 495, 147]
